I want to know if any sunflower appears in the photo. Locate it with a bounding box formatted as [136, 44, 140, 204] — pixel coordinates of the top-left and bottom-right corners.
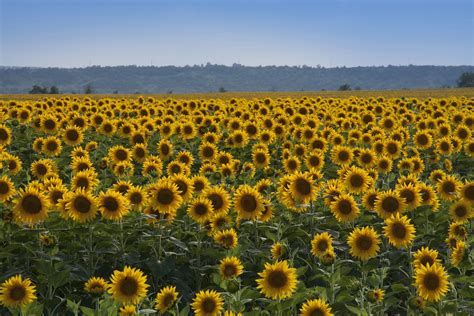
[395, 183, 422, 210]
[30, 159, 54, 180]
[127, 186, 148, 211]
[252, 148, 270, 169]
[460, 182, 474, 204]
[330, 194, 360, 223]
[414, 263, 449, 302]
[374, 190, 406, 219]
[271, 242, 285, 260]
[0, 175, 16, 202]
[0, 124, 12, 146]
[176, 150, 194, 166]
[367, 289, 385, 303]
[109, 145, 132, 164]
[170, 174, 194, 202]
[108, 266, 149, 305]
[142, 158, 163, 177]
[384, 213, 416, 249]
[71, 169, 99, 192]
[357, 149, 376, 168]
[299, 298, 333, 316]
[283, 157, 301, 174]
[213, 228, 238, 249]
[32, 137, 44, 153]
[311, 232, 334, 257]
[132, 143, 148, 163]
[259, 201, 274, 222]
[199, 142, 218, 161]
[84, 277, 109, 294]
[233, 185, 264, 220]
[449, 200, 472, 223]
[204, 186, 231, 214]
[188, 197, 214, 224]
[98, 189, 129, 221]
[149, 180, 183, 214]
[13, 186, 50, 224]
[191, 290, 224, 316]
[344, 167, 371, 194]
[42, 136, 62, 156]
[436, 137, 453, 156]
[450, 240, 466, 267]
[70, 156, 93, 174]
[437, 175, 461, 201]
[331, 145, 353, 165]
[305, 150, 325, 170]
[62, 125, 84, 146]
[288, 172, 318, 204]
[376, 156, 393, 174]
[362, 189, 379, 211]
[413, 247, 441, 269]
[99, 120, 116, 136]
[347, 226, 381, 261]
[413, 131, 433, 149]
[384, 140, 402, 159]
[256, 260, 297, 300]
[191, 175, 210, 194]
[0, 275, 37, 308]
[256, 178, 273, 196]
[65, 189, 98, 223]
[219, 256, 244, 280]
[119, 305, 137, 316]
[155, 286, 178, 314]
[167, 161, 190, 176]
[210, 213, 232, 232]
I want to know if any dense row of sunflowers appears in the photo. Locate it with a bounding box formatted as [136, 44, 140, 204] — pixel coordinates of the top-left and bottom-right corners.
[0, 95, 472, 315]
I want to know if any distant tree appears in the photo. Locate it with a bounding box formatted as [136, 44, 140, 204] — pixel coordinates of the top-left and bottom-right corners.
[84, 84, 94, 94]
[113, 90, 119, 94]
[457, 72, 474, 87]
[29, 85, 48, 94]
[354, 86, 361, 91]
[49, 86, 59, 94]
[218, 87, 227, 93]
[166, 90, 173, 94]
[338, 84, 352, 91]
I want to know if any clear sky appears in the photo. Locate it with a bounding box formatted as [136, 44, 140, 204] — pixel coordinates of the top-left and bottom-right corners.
[1, 0, 473, 68]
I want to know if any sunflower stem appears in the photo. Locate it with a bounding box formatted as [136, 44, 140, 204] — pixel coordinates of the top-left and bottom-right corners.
[88, 224, 94, 275]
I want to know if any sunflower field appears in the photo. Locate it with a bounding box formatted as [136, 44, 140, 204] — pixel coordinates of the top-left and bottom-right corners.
[0, 95, 473, 316]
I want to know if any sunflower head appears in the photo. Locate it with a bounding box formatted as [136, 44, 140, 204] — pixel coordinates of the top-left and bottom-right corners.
[0, 275, 37, 308]
[414, 263, 449, 302]
[299, 298, 333, 316]
[155, 286, 178, 314]
[108, 266, 149, 305]
[219, 256, 244, 280]
[256, 260, 298, 300]
[84, 277, 109, 294]
[347, 226, 381, 261]
[191, 290, 224, 316]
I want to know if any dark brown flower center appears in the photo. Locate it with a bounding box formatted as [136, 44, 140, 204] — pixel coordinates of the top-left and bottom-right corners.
[240, 194, 257, 212]
[268, 270, 288, 289]
[423, 272, 440, 291]
[74, 196, 91, 213]
[356, 235, 373, 251]
[9, 285, 26, 301]
[119, 277, 138, 296]
[22, 194, 42, 214]
[157, 189, 174, 205]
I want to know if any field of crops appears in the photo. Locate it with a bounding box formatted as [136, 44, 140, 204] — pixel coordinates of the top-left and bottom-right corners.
[0, 95, 473, 315]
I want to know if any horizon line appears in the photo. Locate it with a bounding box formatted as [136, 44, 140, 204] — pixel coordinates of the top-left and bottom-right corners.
[1, 63, 474, 70]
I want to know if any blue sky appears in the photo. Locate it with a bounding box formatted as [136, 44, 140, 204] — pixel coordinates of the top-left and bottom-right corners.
[1, 0, 473, 67]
